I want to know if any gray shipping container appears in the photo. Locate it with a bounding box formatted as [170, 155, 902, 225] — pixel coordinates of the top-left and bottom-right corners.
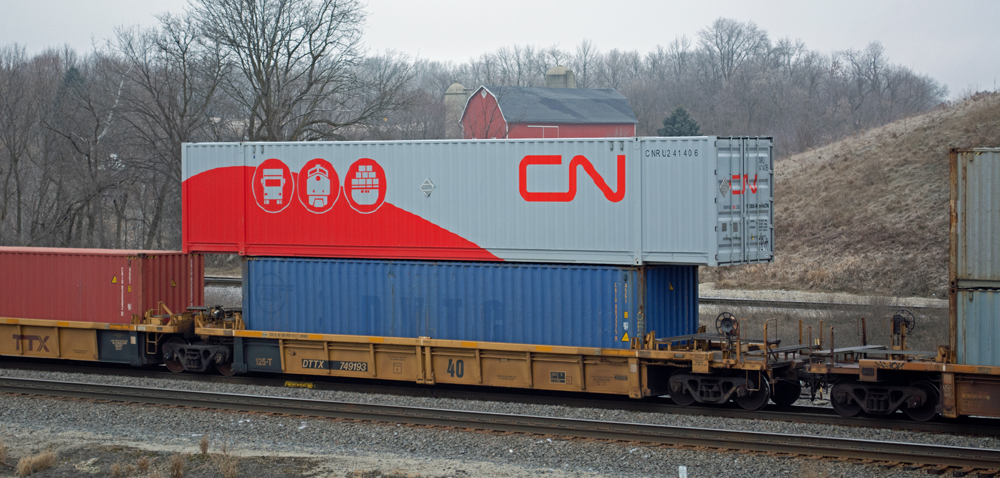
[182, 137, 773, 266]
[951, 148, 1000, 288]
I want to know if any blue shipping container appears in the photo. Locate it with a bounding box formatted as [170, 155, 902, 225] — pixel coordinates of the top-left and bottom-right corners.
[242, 258, 697, 349]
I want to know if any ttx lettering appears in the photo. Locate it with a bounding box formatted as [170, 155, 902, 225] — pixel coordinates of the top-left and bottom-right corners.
[12, 334, 50, 352]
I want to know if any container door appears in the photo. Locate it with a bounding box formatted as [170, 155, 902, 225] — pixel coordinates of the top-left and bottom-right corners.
[956, 289, 1000, 366]
[716, 137, 773, 265]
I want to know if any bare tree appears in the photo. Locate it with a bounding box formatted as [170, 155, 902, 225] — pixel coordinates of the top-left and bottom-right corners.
[113, 13, 225, 248]
[698, 18, 769, 84]
[192, 0, 378, 141]
[572, 39, 598, 89]
[543, 44, 569, 68]
[0, 45, 35, 244]
[338, 50, 415, 138]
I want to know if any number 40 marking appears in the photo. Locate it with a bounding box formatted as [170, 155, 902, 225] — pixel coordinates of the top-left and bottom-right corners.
[447, 359, 465, 378]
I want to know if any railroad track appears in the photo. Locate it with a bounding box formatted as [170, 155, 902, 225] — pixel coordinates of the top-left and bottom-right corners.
[2, 359, 998, 438]
[1, 376, 998, 472]
[205, 275, 241, 286]
[206, 276, 946, 312]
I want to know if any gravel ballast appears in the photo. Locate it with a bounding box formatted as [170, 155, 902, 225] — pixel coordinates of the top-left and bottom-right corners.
[0, 366, 992, 477]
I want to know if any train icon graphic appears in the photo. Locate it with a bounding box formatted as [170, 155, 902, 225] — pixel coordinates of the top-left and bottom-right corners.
[261, 169, 286, 205]
[306, 165, 331, 208]
[351, 165, 379, 206]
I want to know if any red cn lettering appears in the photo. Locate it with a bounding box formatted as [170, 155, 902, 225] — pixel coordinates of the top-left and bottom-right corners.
[731, 174, 758, 195]
[519, 154, 625, 202]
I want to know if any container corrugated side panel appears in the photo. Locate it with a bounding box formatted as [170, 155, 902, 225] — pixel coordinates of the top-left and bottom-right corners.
[638, 137, 716, 265]
[184, 137, 773, 266]
[243, 258, 699, 348]
[182, 143, 244, 253]
[242, 139, 636, 264]
[0, 249, 130, 323]
[646, 266, 699, 339]
[956, 149, 1000, 286]
[956, 289, 1000, 366]
[0, 247, 202, 323]
[141, 253, 205, 314]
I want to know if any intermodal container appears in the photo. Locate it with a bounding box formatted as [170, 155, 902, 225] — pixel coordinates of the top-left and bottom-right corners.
[0, 247, 204, 324]
[954, 289, 1000, 366]
[183, 137, 773, 266]
[242, 257, 697, 349]
[951, 148, 1000, 288]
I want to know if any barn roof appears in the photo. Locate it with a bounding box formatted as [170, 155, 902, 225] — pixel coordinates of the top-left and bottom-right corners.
[477, 86, 638, 125]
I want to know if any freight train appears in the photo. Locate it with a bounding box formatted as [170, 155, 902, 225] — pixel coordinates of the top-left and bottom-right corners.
[1, 140, 997, 423]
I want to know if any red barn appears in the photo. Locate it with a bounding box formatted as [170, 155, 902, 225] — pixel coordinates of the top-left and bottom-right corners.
[461, 86, 637, 139]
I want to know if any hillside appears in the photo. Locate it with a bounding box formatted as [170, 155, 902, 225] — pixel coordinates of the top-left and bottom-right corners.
[706, 92, 1000, 298]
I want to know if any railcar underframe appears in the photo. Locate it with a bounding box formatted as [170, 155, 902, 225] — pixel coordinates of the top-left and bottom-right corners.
[3, 309, 1000, 421]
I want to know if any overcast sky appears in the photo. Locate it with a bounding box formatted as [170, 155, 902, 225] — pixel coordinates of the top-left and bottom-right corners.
[1, 0, 997, 99]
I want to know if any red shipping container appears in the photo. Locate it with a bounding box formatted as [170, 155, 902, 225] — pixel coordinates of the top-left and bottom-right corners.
[0, 247, 204, 324]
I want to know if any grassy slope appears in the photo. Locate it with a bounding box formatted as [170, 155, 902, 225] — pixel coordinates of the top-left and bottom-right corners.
[706, 93, 1000, 298]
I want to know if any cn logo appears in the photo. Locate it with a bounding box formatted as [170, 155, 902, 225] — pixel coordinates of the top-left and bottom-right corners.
[519, 154, 626, 202]
[731, 174, 758, 195]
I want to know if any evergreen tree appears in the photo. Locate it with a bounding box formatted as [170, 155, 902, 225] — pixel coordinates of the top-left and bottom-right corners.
[657, 107, 700, 136]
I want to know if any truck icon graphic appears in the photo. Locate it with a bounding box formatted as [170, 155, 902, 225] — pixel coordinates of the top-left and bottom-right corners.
[261, 169, 286, 205]
[351, 165, 379, 206]
[306, 165, 331, 208]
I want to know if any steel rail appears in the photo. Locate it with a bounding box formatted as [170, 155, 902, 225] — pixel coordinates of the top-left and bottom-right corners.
[1, 377, 998, 470]
[2, 359, 997, 437]
[205, 275, 242, 286]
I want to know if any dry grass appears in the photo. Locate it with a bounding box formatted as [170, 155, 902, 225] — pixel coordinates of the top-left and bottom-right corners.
[706, 92, 1000, 298]
[208, 436, 240, 478]
[137, 455, 151, 473]
[15, 451, 56, 477]
[110, 462, 123, 477]
[169, 453, 185, 478]
[0, 439, 7, 465]
[199, 436, 209, 455]
[214, 454, 240, 478]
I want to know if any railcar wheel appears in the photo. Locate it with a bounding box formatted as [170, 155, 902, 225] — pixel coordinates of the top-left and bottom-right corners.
[163, 337, 187, 373]
[903, 381, 939, 422]
[771, 379, 802, 407]
[668, 376, 696, 406]
[735, 377, 770, 410]
[215, 362, 237, 377]
[830, 380, 863, 417]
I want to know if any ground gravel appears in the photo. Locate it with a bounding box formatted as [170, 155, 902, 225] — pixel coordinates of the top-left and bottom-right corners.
[0, 366, 991, 478]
